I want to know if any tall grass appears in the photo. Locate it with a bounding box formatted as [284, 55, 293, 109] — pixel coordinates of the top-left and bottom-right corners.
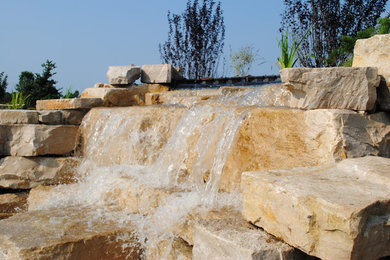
[7, 92, 30, 109]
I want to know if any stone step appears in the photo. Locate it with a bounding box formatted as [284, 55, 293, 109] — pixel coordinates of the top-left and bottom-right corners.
[0, 156, 80, 189]
[0, 207, 142, 259]
[145, 88, 221, 106]
[38, 109, 88, 125]
[241, 156, 390, 260]
[36, 98, 103, 110]
[0, 124, 79, 156]
[0, 110, 39, 124]
[192, 217, 312, 260]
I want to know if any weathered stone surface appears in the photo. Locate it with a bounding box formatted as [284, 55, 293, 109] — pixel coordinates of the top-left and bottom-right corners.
[0, 110, 39, 124]
[38, 109, 87, 125]
[36, 98, 103, 110]
[241, 156, 390, 260]
[0, 156, 80, 189]
[0, 124, 78, 156]
[280, 67, 380, 111]
[145, 237, 192, 260]
[0, 208, 142, 259]
[141, 64, 183, 84]
[192, 218, 306, 260]
[0, 192, 28, 213]
[145, 89, 221, 106]
[353, 34, 390, 110]
[79, 106, 390, 192]
[107, 65, 141, 85]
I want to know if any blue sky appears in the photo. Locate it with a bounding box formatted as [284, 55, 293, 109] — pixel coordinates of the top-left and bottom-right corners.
[0, 1, 388, 93]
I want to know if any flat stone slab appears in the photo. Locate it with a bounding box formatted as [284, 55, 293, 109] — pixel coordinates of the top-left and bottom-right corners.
[0, 124, 79, 156]
[0, 156, 80, 189]
[38, 109, 88, 125]
[0, 207, 142, 259]
[0, 110, 39, 124]
[192, 218, 308, 260]
[280, 67, 380, 111]
[141, 64, 183, 84]
[145, 89, 221, 106]
[106, 65, 140, 85]
[241, 156, 390, 260]
[36, 98, 103, 110]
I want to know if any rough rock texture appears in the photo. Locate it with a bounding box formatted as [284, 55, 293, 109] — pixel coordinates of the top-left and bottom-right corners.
[141, 64, 183, 84]
[192, 218, 307, 260]
[38, 109, 88, 125]
[0, 208, 142, 259]
[0, 192, 28, 213]
[79, 106, 390, 192]
[0, 156, 80, 189]
[0, 124, 78, 156]
[145, 89, 221, 106]
[241, 156, 390, 260]
[353, 34, 390, 110]
[280, 67, 380, 111]
[106, 65, 140, 85]
[0, 110, 39, 124]
[36, 98, 103, 110]
[145, 238, 192, 260]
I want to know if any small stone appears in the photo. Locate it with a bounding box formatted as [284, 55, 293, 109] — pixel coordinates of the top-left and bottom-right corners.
[0, 124, 79, 156]
[241, 156, 390, 260]
[0, 110, 39, 124]
[0, 156, 80, 189]
[107, 65, 141, 85]
[141, 64, 183, 84]
[36, 98, 103, 110]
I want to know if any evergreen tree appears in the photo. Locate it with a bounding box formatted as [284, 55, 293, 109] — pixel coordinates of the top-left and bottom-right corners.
[16, 60, 61, 107]
[159, 0, 225, 79]
[0, 72, 9, 103]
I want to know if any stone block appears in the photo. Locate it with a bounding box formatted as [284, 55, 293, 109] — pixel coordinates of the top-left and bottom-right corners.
[141, 64, 183, 84]
[0, 208, 142, 259]
[0, 110, 39, 124]
[36, 98, 103, 110]
[0, 156, 80, 189]
[280, 67, 380, 111]
[145, 89, 221, 106]
[107, 65, 140, 85]
[0, 124, 79, 156]
[192, 218, 307, 260]
[0, 192, 28, 213]
[241, 156, 390, 260]
[353, 34, 390, 110]
[38, 110, 87, 125]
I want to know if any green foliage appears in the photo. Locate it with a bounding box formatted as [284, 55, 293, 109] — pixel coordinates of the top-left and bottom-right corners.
[277, 26, 312, 69]
[327, 17, 390, 66]
[16, 60, 61, 107]
[230, 46, 262, 76]
[7, 92, 30, 109]
[62, 87, 79, 99]
[0, 72, 9, 103]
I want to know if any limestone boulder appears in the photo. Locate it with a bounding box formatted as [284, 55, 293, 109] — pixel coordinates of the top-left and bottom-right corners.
[280, 67, 380, 111]
[0, 192, 28, 214]
[141, 64, 183, 84]
[0, 110, 39, 124]
[0, 156, 80, 189]
[36, 98, 103, 110]
[0, 207, 142, 259]
[0, 124, 78, 156]
[353, 34, 390, 110]
[106, 65, 140, 85]
[241, 156, 390, 260]
[192, 218, 308, 260]
[38, 109, 87, 125]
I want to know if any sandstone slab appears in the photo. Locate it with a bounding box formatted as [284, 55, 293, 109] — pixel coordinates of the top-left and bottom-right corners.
[192, 218, 307, 260]
[0, 110, 39, 124]
[0, 156, 80, 189]
[0, 124, 78, 156]
[353, 34, 390, 110]
[36, 98, 103, 110]
[141, 64, 183, 84]
[241, 156, 390, 260]
[0, 192, 28, 213]
[0, 207, 142, 259]
[107, 65, 140, 85]
[38, 109, 88, 125]
[145, 89, 221, 106]
[280, 67, 380, 111]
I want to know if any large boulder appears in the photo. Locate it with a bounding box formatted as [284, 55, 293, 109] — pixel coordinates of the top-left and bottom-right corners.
[0, 110, 39, 124]
[106, 65, 140, 85]
[280, 67, 380, 111]
[353, 34, 390, 110]
[141, 64, 183, 84]
[0, 156, 80, 189]
[241, 156, 390, 260]
[36, 98, 103, 110]
[0, 124, 78, 156]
